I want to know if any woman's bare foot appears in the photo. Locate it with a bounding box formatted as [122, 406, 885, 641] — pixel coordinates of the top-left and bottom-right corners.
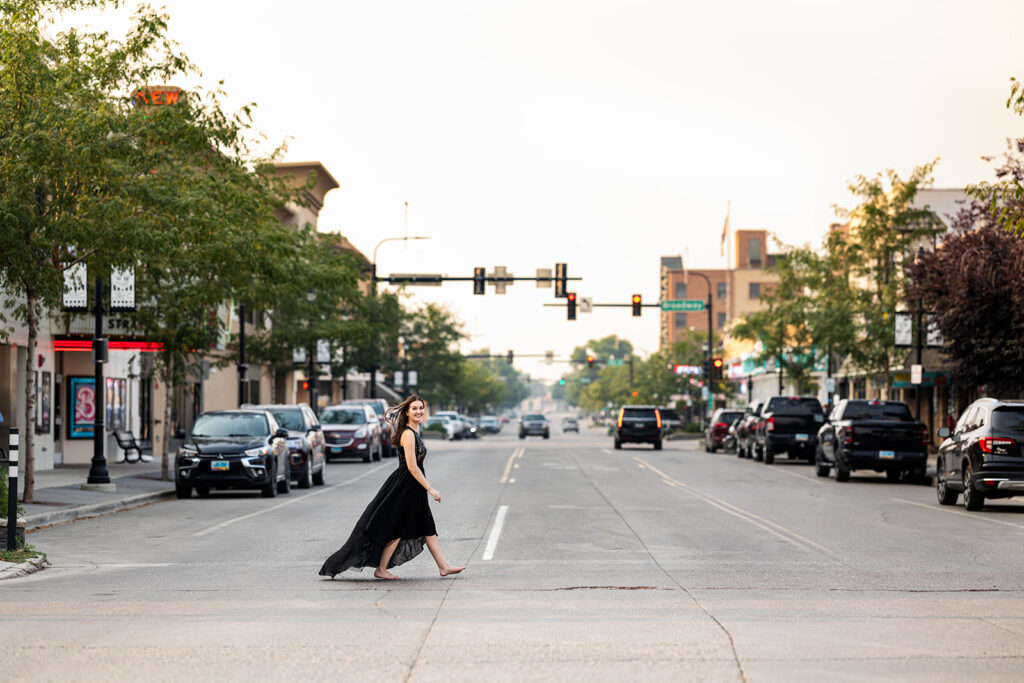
[374, 568, 400, 580]
[439, 565, 466, 577]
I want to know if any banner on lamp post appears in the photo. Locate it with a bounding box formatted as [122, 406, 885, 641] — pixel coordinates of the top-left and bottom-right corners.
[63, 263, 88, 309]
[110, 267, 135, 309]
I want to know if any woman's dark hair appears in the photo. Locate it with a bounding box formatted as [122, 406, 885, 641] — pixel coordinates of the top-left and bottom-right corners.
[386, 394, 427, 447]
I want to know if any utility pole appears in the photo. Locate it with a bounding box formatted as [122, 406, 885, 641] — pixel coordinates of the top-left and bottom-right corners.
[915, 297, 923, 420]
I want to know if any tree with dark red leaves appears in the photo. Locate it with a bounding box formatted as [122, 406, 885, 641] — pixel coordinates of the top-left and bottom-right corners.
[908, 205, 1024, 395]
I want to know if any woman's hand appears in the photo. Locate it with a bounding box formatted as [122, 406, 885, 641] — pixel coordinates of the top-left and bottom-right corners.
[428, 488, 441, 502]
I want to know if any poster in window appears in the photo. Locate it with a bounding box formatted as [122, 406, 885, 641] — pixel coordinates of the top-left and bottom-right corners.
[69, 376, 96, 439]
[37, 371, 51, 434]
[106, 377, 126, 432]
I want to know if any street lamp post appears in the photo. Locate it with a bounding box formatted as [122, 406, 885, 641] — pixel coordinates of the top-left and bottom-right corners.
[371, 235, 430, 294]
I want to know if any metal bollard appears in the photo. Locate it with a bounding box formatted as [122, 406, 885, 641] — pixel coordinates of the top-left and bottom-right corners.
[7, 428, 17, 550]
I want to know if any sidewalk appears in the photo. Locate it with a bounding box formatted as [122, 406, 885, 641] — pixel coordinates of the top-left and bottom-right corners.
[15, 456, 176, 531]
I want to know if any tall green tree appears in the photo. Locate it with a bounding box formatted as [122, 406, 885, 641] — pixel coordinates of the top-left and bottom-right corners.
[967, 77, 1024, 236]
[835, 162, 944, 394]
[0, 0, 257, 497]
[402, 303, 465, 408]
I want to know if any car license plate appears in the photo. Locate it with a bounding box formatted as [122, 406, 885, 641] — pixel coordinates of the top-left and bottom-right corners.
[329, 447, 342, 453]
[879, 450, 895, 459]
[795, 433, 809, 442]
[211, 460, 229, 471]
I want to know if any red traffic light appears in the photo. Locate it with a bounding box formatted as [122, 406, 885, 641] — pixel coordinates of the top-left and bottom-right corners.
[301, 380, 310, 391]
[586, 354, 595, 368]
[568, 292, 576, 301]
[712, 358, 724, 369]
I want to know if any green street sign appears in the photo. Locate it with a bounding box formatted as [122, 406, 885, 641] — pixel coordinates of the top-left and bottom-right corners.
[606, 358, 624, 367]
[660, 299, 705, 312]
[580, 377, 591, 384]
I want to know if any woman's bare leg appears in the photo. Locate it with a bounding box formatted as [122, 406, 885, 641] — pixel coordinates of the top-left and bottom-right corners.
[425, 535, 465, 577]
[374, 539, 401, 579]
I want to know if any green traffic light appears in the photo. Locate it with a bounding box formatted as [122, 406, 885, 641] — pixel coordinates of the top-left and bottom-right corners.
[559, 379, 565, 385]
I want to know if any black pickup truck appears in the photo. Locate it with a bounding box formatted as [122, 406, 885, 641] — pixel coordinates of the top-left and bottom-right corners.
[815, 399, 928, 482]
[753, 396, 825, 464]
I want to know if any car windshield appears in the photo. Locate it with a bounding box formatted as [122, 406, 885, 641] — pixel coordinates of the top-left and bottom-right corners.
[717, 411, 743, 424]
[321, 409, 366, 425]
[192, 413, 269, 437]
[766, 398, 823, 416]
[843, 402, 913, 421]
[523, 414, 545, 421]
[993, 407, 1024, 433]
[268, 409, 305, 431]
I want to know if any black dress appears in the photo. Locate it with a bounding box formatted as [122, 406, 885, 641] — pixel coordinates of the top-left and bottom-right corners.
[319, 428, 437, 577]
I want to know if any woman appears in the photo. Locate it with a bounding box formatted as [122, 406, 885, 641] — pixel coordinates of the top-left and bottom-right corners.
[319, 394, 466, 580]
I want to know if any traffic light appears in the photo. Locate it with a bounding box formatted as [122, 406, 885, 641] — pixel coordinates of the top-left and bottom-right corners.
[506, 349, 514, 364]
[300, 380, 310, 391]
[567, 292, 577, 320]
[587, 354, 595, 369]
[555, 263, 567, 298]
[473, 267, 486, 295]
[711, 358, 724, 381]
[631, 293, 642, 317]
[559, 378, 565, 385]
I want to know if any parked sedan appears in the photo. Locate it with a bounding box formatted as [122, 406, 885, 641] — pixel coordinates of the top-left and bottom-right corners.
[705, 408, 743, 453]
[250, 403, 326, 488]
[478, 416, 501, 434]
[342, 398, 396, 457]
[320, 404, 384, 462]
[937, 398, 1024, 511]
[423, 416, 457, 440]
[175, 409, 291, 499]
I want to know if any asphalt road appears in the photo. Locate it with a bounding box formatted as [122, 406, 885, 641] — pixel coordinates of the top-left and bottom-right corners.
[3, 421, 1024, 681]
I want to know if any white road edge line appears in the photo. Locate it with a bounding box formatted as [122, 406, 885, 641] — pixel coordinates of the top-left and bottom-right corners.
[601, 449, 613, 454]
[191, 462, 391, 538]
[893, 497, 1024, 530]
[482, 505, 509, 560]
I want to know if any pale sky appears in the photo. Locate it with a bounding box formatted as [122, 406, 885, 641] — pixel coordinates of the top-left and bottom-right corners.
[61, 0, 1024, 382]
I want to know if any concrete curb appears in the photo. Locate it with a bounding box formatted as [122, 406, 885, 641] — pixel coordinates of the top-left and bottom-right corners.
[0, 557, 47, 580]
[25, 488, 177, 530]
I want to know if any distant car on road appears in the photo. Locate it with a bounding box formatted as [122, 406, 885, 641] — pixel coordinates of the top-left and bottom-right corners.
[478, 416, 501, 434]
[175, 409, 292, 499]
[519, 414, 550, 439]
[659, 407, 683, 432]
[614, 405, 662, 450]
[423, 416, 457, 440]
[937, 398, 1024, 511]
[320, 404, 384, 462]
[562, 417, 579, 433]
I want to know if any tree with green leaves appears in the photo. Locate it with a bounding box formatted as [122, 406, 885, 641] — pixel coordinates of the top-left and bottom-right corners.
[1, 0, 284, 496]
[967, 77, 1024, 236]
[835, 162, 945, 394]
[401, 303, 466, 408]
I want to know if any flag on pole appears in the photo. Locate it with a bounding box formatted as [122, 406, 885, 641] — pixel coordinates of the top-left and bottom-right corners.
[720, 200, 731, 257]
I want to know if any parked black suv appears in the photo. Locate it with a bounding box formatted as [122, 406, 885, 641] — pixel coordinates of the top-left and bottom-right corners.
[753, 396, 824, 464]
[614, 405, 662, 450]
[937, 398, 1024, 511]
[175, 409, 291, 499]
[250, 403, 326, 488]
[816, 399, 927, 482]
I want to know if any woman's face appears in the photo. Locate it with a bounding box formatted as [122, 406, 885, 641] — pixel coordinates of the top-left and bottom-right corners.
[407, 400, 426, 422]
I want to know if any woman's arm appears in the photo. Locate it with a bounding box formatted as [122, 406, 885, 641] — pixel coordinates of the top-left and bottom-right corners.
[402, 430, 441, 502]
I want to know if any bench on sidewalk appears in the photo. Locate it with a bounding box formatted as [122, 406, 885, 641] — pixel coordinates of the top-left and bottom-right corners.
[113, 430, 153, 463]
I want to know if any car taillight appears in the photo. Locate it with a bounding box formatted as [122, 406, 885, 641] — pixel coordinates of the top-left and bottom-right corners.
[980, 437, 1015, 453]
[655, 409, 662, 429]
[844, 426, 853, 445]
[921, 429, 929, 447]
[617, 408, 625, 429]
[715, 422, 727, 430]
[766, 416, 775, 432]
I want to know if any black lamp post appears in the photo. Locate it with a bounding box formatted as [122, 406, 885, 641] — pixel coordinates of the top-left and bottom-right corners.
[86, 276, 112, 489]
